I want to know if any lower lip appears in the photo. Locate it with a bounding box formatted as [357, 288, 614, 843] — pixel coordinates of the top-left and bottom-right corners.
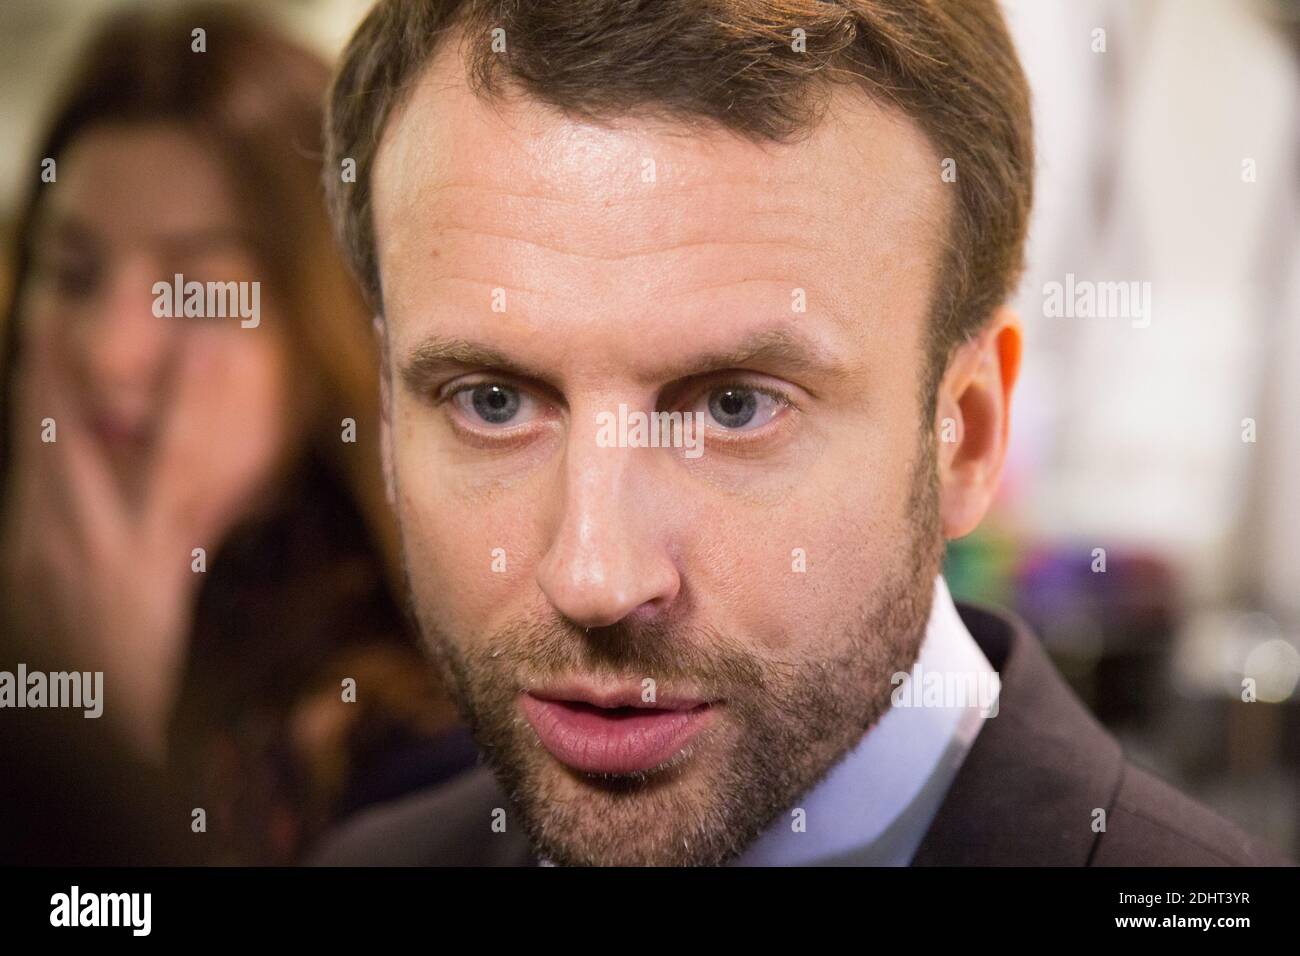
[520, 694, 715, 775]
[91, 417, 149, 450]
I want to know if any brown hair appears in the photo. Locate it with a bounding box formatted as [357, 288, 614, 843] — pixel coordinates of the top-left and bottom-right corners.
[324, 0, 1033, 401]
[0, 2, 440, 863]
[0, 1, 399, 580]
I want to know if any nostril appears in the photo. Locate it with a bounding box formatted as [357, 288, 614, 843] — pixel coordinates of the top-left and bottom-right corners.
[630, 599, 666, 622]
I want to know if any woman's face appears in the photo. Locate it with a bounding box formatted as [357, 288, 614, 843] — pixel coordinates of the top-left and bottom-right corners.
[21, 123, 292, 504]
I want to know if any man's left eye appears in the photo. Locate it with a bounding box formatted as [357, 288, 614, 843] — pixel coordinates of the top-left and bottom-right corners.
[696, 386, 786, 431]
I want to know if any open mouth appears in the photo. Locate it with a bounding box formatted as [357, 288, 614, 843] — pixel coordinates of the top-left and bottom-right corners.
[88, 413, 155, 454]
[520, 690, 717, 775]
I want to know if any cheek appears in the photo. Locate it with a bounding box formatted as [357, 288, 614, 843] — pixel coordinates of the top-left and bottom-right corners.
[242, 338, 287, 395]
[389, 404, 542, 639]
[202, 328, 294, 474]
[243, 339, 292, 434]
[23, 290, 121, 386]
[23, 296, 77, 378]
[21, 290, 60, 337]
[688, 419, 922, 656]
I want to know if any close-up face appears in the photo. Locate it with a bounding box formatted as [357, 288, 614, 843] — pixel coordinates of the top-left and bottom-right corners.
[372, 46, 962, 865]
[20, 122, 291, 502]
[7, 0, 1295, 893]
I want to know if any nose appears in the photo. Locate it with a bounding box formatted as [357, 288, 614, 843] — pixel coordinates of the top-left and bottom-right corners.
[536, 420, 682, 629]
[73, 260, 176, 408]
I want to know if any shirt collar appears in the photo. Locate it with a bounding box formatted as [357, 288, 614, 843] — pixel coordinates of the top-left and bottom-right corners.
[728, 575, 998, 866]
[538, 575, 997, 867]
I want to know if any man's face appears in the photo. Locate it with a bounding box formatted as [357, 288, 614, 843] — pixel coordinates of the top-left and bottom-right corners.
[372, 48, 951, 865]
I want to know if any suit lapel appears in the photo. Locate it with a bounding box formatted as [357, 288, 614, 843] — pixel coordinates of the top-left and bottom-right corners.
[909, 602, 1124, 865]
[463, 601, 1123, 866]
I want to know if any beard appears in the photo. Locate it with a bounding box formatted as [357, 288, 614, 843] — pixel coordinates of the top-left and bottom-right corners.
[403, 431, 944, 866]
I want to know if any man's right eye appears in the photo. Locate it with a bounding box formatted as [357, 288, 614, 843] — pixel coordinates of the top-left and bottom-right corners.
[450, 382, 536, 427]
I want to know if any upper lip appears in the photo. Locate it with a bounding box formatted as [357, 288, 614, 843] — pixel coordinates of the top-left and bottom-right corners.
[526, 681, 713, 711]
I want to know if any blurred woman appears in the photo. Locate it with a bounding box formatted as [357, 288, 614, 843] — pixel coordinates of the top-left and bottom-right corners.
[0, 3, 473, 864]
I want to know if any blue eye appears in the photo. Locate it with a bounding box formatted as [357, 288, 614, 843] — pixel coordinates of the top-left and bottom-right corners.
[465, 383, 520, 424]
[708, 388, 757, 428]
[701, 386, 785, 431]
[449, 382, 548, 428]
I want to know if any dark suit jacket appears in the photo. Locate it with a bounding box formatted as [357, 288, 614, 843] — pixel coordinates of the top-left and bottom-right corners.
[309, 602, 1292, 866]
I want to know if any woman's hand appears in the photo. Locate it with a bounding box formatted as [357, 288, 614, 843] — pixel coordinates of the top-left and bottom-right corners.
[1, 322, 285, 762]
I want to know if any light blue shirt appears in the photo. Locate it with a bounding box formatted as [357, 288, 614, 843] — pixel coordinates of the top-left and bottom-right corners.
[539, 575, 997, 867]
[729, 575, 998, 866]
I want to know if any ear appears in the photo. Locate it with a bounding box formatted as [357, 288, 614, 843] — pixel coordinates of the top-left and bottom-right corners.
[373, 315, 397, 510]
[933, 306, 1022, 540]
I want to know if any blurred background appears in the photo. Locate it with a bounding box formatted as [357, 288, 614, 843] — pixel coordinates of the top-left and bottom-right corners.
[0, 0, 1296, 859]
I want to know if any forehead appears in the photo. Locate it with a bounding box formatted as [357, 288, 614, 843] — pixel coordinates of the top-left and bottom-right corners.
[43, 124, 241, 243]
[372, 38, 948, 362]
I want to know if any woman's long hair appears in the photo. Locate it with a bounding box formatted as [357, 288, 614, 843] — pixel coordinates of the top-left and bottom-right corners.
[0, 3, 453, 863]
[0, 2, 398, 578]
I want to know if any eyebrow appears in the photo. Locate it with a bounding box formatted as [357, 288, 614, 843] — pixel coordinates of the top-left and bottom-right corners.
[35, 214, 251, 257]
[152, 227, 254, 258]
[399, 326, 849, 395]
[400, 338, 543, 394]
[653, 326, 850, 384]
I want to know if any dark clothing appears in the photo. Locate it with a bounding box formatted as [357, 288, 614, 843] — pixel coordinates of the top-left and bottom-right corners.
[310, 602, 1292, 866]
[0, 449, 471, 865]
